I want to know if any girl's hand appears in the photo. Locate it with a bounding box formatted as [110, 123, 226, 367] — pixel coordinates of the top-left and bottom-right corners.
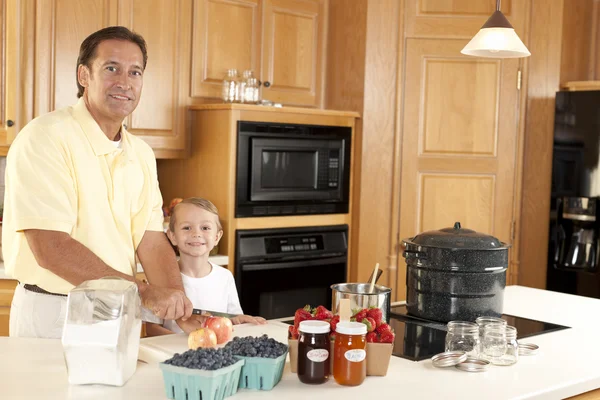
[231, 314, 268, 325]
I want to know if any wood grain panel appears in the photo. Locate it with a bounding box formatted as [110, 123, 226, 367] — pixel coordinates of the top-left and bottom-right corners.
[420, 174, 494, 233]
[271, 9, 314, 90]
[324, 0, 401, 289]
[0, 0, 19, 149]
[128, 0, 178, 131]
[419, 0, 511, 15]
[519, 0, 565, 289]
[559, 0, 595, 83]
[191, 0, 260, 98]
[422, 58, 499, 156]
[261, 0, 326, 107]
[51, 0, 113, 112]
[117, 0, 190, 154]
[406, 0, 526, 39]
[397, 37, 520, 301]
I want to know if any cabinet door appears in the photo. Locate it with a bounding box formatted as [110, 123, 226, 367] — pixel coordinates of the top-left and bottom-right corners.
[34, 0, 117, 116]
[0, 280, 17, 337]
[261, 0, 326, 107]
[190, 0, 261, 99]
[118, 0, 190, 158]
[405, 0, 528, 39]
[396, 39, 521, 300]
[0, 0, 19, 152]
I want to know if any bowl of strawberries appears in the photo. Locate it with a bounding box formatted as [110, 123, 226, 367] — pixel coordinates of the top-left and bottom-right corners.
[287, 304, 395, 377]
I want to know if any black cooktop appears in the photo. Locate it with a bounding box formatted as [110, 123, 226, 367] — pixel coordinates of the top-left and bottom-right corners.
[387, 304, 570, 361]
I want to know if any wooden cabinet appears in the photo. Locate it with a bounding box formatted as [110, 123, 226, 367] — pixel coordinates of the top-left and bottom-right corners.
[190, 0, 326, 108]
[405, 0, 528, 39]
[0, 0, 18, 155]
[396, 39, 522, 299]
[0, 280, 17, 336]
[117, 0, 191, 158]
[261, 0, 326, 107]
[191, 0, 262, 99]
[157, 103, 358, 276]
[31, 0, 190, 158]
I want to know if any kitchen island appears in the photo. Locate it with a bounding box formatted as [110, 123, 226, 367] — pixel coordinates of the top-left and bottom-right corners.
[1, 286, 600, 400]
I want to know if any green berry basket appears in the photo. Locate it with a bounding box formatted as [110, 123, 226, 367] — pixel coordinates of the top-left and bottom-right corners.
[234, 351, 288, 391]
[159, 359, 245, 400]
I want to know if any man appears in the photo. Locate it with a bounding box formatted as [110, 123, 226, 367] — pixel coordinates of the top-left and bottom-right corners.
[3, 26, 201, 338]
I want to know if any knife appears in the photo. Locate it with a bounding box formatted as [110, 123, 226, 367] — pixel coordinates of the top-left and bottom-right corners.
[192, 308, 239, 319]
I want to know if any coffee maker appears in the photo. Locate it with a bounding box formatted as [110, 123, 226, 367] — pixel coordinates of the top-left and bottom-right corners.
[548, 196, 600, 297]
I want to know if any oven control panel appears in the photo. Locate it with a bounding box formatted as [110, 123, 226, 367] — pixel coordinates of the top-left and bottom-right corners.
[266, 235, 325, 254]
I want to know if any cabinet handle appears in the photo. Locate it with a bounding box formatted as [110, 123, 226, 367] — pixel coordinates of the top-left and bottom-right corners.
[7, 119, 14, 127]
[263, 81, 271, 88]
[123, 123, 128, 130]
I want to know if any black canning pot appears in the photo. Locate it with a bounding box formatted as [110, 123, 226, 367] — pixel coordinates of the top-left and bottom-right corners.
[402, 222, 510, 323]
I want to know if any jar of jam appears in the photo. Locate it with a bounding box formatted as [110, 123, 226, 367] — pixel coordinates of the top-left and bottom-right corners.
[298, 320, 331, 384]
[333, 321, 367, 386]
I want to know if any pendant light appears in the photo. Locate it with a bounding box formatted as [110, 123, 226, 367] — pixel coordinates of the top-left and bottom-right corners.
[461, 0, 530, 58]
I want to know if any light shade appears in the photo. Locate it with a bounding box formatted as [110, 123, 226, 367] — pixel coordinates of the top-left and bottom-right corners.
[461, 9, 531, 58]
[461, 27, 531, 58]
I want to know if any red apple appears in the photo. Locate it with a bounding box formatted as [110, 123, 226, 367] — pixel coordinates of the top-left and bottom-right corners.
[188, 327, 217, 349]
[203, 316, 233, 344]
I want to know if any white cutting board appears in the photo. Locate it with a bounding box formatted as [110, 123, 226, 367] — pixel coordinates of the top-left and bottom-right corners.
[138, 321, 290, 364]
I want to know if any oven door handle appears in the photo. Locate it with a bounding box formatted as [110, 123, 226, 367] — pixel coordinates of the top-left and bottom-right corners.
[241, 255, 347, 271]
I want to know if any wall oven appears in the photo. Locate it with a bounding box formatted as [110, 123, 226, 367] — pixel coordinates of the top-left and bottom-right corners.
[235, 121, 351, 217]
[234, 225, 348, 320]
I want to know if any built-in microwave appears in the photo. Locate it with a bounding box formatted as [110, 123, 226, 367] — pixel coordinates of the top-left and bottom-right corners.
[235, 121, 351, 217]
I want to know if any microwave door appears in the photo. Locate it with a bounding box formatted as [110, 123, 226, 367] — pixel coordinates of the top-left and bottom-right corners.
[249, 138, 344, 202]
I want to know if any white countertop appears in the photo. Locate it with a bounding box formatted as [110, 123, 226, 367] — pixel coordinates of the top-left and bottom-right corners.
[0, 255, 230, 280]
[1, 286, 600, 399]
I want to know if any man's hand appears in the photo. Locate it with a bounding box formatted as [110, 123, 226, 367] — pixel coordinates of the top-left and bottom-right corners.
[176, 315, 210, 334]
[231, 315, 268, 325]
[139, 284, 193, 321]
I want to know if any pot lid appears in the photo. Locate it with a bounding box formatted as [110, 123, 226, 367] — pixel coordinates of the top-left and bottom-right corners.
[404, 222, 508, 250]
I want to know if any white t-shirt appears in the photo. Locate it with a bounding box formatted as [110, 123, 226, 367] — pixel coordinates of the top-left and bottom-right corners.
[163, 262, 243, 333]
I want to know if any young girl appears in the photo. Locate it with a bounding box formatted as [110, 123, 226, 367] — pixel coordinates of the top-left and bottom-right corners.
[146, 197, 266, 336]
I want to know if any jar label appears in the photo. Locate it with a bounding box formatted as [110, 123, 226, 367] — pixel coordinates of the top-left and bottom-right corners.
[344, 349, 366, 363]
[307, 349, 329, 362]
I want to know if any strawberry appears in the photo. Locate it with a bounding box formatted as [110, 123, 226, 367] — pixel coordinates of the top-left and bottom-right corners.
[353, 308, 368, 322]
[367, 307, 383, 325]
[362, 317, 376, 332]
[294, 305, 313, 328]
[329, 333, 336, 342]
[379, 331, 395, 343]
[366, 332, 378, 343]
[313, 305, 333, 320]
[288, 325, 299, 340]
[375, 323, 392, 335]
[330, 315, 340, 333]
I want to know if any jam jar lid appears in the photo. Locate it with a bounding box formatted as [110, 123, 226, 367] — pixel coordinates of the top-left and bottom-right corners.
[299, 320, 330, 334]
[336, 321, 367, 335]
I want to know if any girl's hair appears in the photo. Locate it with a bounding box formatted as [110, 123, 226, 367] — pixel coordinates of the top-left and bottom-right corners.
[168, 197, 223, 232]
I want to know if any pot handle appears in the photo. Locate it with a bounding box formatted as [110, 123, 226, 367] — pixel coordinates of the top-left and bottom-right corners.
[403, 250, 428, 260]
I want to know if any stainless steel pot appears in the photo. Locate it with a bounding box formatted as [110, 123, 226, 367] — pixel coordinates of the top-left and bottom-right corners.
[331, 283, 392, 323]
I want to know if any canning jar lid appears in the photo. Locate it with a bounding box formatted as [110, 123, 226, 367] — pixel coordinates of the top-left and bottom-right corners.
[336, 321, 367, 335]
[403, 222, 509, 250]
[299, 320, 331, 334]
[431, 351, 468, 367]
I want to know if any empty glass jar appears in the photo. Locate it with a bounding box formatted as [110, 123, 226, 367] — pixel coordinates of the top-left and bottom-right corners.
[445, 321, 480, 358]
[222, 69, 239, 103]
[476, 316, 507, 353]
[481, 324, 518, 366]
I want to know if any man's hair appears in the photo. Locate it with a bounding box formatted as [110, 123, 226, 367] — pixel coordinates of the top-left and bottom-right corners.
[169, 197, 223, 232]
[76, 26, 148, 98]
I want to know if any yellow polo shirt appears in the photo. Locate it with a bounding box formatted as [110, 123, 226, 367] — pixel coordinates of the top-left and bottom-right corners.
[2, 98, 164, 294]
